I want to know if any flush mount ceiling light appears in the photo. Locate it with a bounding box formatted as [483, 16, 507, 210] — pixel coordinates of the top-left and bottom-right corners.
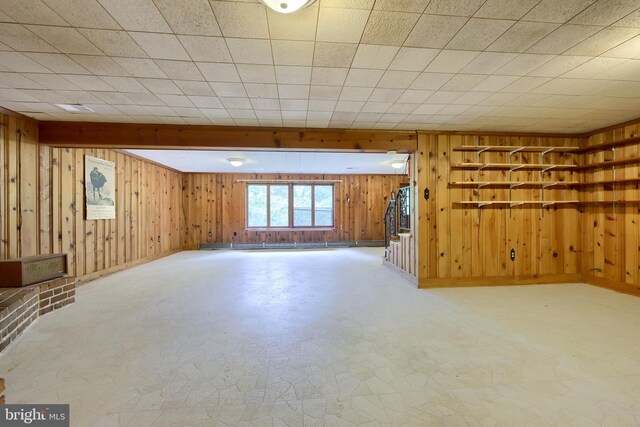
[258, 0, 317, 14]
[227, 158, 246, 167]
[54, 103, 93, 113]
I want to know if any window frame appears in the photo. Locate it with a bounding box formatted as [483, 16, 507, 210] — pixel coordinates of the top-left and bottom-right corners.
[245, 183, 335, 229]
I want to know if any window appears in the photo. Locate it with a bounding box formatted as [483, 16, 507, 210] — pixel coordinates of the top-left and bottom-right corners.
[246, 183, 334, 228]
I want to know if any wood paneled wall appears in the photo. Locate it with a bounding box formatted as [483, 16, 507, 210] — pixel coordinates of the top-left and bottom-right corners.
[1, 112, 182, 282]
[181, 173, 406, 247]
[417, 133, 583, 287]
[581, 122, 640, 295]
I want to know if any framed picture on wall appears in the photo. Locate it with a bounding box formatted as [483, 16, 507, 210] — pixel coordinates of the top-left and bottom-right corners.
[85, 155, 115, 220]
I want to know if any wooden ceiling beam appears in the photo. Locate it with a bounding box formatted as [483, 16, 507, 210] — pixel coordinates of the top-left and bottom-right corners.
[39, 121, 417, 152]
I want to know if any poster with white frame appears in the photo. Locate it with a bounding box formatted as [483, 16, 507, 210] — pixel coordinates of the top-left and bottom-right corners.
[85, 155, 115, 220]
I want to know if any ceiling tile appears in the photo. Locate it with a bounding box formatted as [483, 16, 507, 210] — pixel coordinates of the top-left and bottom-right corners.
[26, 26, 101, 55]
[250, 98, 279, 110]
[474, 0, 541, 19]
[397, 89, 433, 103]
[570, 0, 639, 26]
[523, 0, 597, 23]
[278, 84, 309, 99]
[68, 55, 128, 76]
[386, 102, 416, 113]
[154, 60, 204, 81]
[410, 72, 453, 90]
[255, 110, 281, 120]
[267, 4, 318, 40]
[310, 85, 341, 100]
[447, 18, 515, 50]
[61, 74, 114, 91]
[369, 88, 403, 102]
[280, 99, 308, 111]
[196, 62, 240, 82]
[114, 58, 167, 78]
[220, 97, 252, 109]
[388, 47, 439, 71]
[137, 78, 181, 94]
[129, 32, 190, 60]
[566, 27, 640, 56]
[320, 0, 374, 9]
[275, 66, 311, 84]
[335, 100, 364, 112]
[340, 86, 374, 101]
[174, 80, 214, 96]
[497, 54, 555, 75]
[373, 0, 429, 13]
[427, 90, 463, 103]
[487, 21, 559, 52]
[0, 52, 52, 73]
[595, 59, 640, 81]
[440, 74, 486, 91]
[316, 7, 369, 43]
[0, 23, 56, 52]
[237, 64, 276, 84]
[226, 38, 272, 65]
[361, 11, 420, 46]
[311, 67, 348, 86]
[613, 9, 640, 27]
[210, 1, 269, 38]
[351, 45, 400, 69]
[153, 0, 221, 35]
[272, 41, 314, 66]
[244, 83, 278, 98]
[178, 36, 232, 63]
[424, 0, 485, 16]
[601, 34, 640, 59]
[451, 91, 492, 104]
[425, 50, 479, 73]
[78, 29, 147, 58]
[313, 42, 357, 68]
[471, 75, 519, 91]
[23, 73, 80, 90]
[344, 69, 384, 87]
[100, 76, 148, 93]
[406, 14, 467, 48]
[460, 52, 518, 74]
[43, 0, 120, 29]
[308, 99, 337, 111]
[92, 91, 135, 105]
[0, 73, 45, 89]
[528, 55, 590, 77]
[377, 70, 419, 88]
[210, 82, 246, 97]
[122, 91, 163, 105]
[526, 24, 602, 54]
[24, 53, 89, 74]
[0, 0, 67, 26]
[501, 76, 551, 92]
[562, 57, 627, 78]
[56, 90, 103, 104]
[188, 95, 222, 108]
[98, 0, 171, 32]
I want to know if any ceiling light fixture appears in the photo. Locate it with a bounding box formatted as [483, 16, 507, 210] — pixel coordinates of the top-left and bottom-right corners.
[54, 103, 94, 113]
[227, 158, 246, 167]
[258, 0, 317, 14]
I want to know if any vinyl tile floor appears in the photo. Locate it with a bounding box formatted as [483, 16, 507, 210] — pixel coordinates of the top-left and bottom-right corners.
[1, 248, 639, 426]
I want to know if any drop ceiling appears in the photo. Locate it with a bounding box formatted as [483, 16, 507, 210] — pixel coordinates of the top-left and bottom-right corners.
[125, 149, 409, 174]
[0, 0, 640, 134]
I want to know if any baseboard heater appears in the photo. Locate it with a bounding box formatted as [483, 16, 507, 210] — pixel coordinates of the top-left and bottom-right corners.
[199, 241, 384, 250]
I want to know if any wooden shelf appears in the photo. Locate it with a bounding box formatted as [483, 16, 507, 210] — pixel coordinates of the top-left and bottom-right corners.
[575, 135, 640, 154]
[579, 200, 640, 204]
[450, 181, 578, 188]
[576, 156, 640, 171]
[454, 145, 579, 153]
[574, 178, 640, 187]
[452, 163, 577, 171]
[456, 200, 580, 207]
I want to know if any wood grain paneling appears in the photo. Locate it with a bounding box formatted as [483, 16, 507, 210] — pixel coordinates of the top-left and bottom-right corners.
[0, 112, 182, 283]
[417, 132, 583, 288]
[580, 121, 640, 296]
[181, 173, 407, 247]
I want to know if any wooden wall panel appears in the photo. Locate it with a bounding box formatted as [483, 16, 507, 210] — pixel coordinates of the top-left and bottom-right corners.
[0, 112, 182, 283]
[418, 133, 583, 287]
[181, 173, 407, 247]
[581, 121, 640, 295]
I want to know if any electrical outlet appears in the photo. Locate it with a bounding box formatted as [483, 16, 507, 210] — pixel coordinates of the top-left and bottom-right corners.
[510, 248, 516, 261]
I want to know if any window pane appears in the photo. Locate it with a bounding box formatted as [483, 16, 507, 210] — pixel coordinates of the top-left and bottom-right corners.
[293, 185, 312, 226]
[314, 185, 333, 226]
[247, 185, 267, 227]
[269, 185, 289, 227]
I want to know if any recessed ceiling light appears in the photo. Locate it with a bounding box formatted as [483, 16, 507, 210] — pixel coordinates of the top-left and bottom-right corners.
[54, 104, 94, 113]
[227, 158, 246, 167]
[258, 0, 317, 13]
